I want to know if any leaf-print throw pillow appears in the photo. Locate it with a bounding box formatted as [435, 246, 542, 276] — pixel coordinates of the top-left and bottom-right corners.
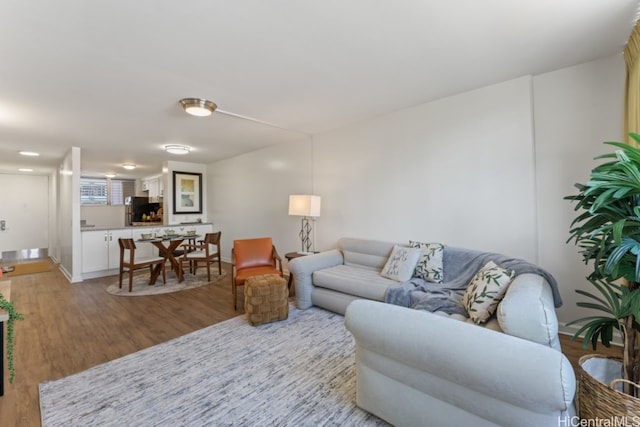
[409, 241, 444, 283]
[380, 245, 422, 282]
[461, 261, 515, 324]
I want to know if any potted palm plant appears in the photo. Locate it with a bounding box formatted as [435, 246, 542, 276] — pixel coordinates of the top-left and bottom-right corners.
[566, 133, 640, 415]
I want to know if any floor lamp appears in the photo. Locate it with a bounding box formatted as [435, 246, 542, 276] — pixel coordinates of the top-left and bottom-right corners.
[288, 195, 321, 254]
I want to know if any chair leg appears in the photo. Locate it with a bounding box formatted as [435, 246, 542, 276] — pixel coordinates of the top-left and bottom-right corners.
[119, 267, 124, 289]
[217, 258, 221, 275]
[206, 262, 211, 282]
[233, 281, 237, 310]
[128, 268, 134, 292]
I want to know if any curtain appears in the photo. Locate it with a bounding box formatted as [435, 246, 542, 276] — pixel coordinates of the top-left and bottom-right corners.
[625, 19, 640, 145]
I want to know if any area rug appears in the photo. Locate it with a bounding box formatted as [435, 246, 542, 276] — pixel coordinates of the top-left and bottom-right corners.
[1, 261, 51, 277]
[39, 305, 388, 426]
[105, 268, 226, 296]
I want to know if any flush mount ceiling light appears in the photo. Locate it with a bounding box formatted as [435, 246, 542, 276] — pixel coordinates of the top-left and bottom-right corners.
[18, 168, 33, 172]
[164, 144, 191, 155]
[122, 163, 136, 170]
[105, 173, 116, 178]
[179, 98, 217, 117]
[19, 151, 39, 156]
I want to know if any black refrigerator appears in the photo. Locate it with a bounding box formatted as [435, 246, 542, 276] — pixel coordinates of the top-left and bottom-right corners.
[125, 196, 152, 225]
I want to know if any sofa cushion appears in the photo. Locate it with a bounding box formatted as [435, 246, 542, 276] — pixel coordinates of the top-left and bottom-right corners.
[381, 245, 422, 282]
[409, 241, 444, 283]
[432, 310, 503, 332]
[462, 261, 515, 324]
[313, 264, 399, 301]
[339, 237, 398, 270]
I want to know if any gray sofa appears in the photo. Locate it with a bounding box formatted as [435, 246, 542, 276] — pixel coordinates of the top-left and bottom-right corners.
[288, 237, 576, 426]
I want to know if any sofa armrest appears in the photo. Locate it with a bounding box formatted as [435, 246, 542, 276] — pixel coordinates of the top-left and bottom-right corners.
[498, 273, 560, 350]
[345, 300, 575, 421]
[289, 249, 344, 309]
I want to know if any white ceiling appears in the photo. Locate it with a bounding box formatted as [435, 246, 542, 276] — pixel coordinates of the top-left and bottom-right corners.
[0, 1, 638, 179]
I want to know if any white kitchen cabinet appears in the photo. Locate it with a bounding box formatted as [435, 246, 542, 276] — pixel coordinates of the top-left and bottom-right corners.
[108, 229, 134, 269]
[82, 231, 109, 273]
[148, 179, 160, 200]
[82, 228, 132, 273]
[142, 175, 163, 202]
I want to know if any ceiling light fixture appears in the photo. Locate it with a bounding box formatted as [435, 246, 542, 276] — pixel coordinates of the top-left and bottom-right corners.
[122, 163, 136, 170]
[179, 98, 217, 117]
[165, 144, 191, 155]
[18, 168, 33, 172]
[19, 151, 39, 156]
[105, 173, 116, 178]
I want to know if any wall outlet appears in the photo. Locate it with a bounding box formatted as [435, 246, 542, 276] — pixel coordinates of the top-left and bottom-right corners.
[0, 220, 5, 231]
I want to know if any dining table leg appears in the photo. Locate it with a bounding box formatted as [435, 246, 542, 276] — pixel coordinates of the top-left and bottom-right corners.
[148, 263, 163, 285]
[152, 239, 185, 282]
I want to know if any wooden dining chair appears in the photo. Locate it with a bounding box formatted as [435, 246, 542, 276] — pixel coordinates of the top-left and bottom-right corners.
[231, 237, 283, 310]
[118, 238, 166, 292]
[179, 232, 222, 282]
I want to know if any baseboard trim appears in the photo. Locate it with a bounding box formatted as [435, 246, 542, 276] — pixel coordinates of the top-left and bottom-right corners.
[1, 247, 48, 261]
[558, 321, 623, 347]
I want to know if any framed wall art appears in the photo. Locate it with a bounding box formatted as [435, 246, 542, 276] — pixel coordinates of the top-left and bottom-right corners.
[172, 171, 203, 214]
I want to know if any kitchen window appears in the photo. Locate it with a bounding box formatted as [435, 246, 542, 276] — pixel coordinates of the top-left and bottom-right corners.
[80, 178, 135, 205]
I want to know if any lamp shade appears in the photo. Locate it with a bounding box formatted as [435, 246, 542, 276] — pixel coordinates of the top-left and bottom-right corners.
[288, 195, 321, 217]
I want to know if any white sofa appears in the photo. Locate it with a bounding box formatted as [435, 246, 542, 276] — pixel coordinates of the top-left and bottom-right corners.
[289, 237, 576, 426]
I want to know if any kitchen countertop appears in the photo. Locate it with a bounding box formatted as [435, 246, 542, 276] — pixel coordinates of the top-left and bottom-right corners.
[81, 222, 212, 232]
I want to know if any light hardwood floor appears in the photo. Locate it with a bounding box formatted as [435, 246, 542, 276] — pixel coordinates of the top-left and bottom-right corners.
[0, 258, 240, 426]
[0, 258, 623, 426]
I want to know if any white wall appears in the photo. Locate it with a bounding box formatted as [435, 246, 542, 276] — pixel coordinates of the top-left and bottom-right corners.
[48, 170, 59, 262]
[533, 53, 625, 331]
[0, 173, 49, 257]
[208, 77, 537, 263]
[58, 147, 82, 283]
[208, 138, 312, 261]
[208, 54, 626, 332]
[313, 76, 537, 261]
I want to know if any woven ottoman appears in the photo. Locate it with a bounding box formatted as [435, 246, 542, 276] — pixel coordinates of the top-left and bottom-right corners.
[244, 274, 289, 326]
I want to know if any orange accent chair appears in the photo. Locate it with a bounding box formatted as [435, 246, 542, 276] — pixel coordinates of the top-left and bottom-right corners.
[179, 231, 222, 282]
[118, 238, 166, 292]
[232, 237, 283, 310]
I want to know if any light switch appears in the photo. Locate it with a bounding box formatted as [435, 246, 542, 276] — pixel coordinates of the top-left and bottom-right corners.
[0, 220, 5, 231]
